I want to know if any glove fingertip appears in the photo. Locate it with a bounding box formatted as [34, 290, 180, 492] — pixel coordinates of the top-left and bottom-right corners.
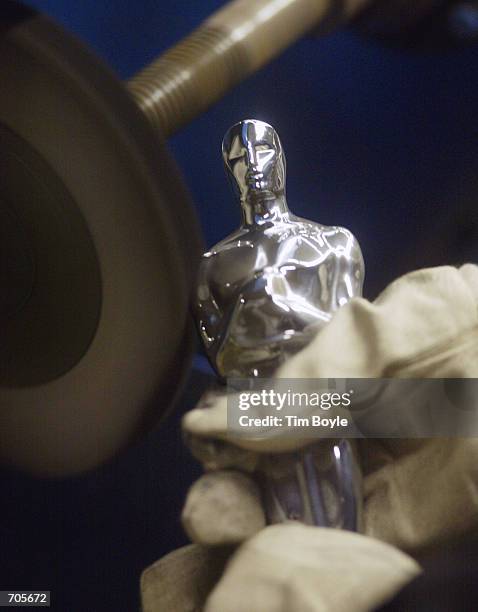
[182, 471, 266, 546]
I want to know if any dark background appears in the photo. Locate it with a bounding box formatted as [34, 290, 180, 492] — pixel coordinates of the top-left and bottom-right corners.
[2, 1, 478, 610]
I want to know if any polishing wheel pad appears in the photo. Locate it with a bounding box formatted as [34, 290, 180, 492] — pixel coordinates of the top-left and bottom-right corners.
[0, 3, 202, 476]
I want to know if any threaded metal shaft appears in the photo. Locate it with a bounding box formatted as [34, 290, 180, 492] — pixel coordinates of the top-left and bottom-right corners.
[128, 26, 250, 138]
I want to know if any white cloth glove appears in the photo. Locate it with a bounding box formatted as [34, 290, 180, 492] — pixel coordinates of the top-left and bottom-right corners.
[183, 264, 478, 552]
[142, 264, 478, 611]
[142, 525, 420, 612]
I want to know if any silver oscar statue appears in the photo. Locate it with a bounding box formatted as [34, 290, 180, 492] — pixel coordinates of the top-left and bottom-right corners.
[195, 119, 365, 530]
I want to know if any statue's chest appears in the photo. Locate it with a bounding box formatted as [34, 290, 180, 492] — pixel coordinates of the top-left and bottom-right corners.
[207, 229, 330, 303]
[261, 227, 330, 268]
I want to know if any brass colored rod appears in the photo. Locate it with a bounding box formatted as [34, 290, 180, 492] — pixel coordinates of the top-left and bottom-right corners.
[127, 0, 370, 138]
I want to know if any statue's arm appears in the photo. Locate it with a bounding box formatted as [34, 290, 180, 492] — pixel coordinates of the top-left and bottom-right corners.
[195, 257, 224, 352]
[326, 228, 365, 306]
[195, 252, 247, 359]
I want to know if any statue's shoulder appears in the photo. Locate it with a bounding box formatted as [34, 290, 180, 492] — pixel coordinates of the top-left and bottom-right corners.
[200, 228, 251, 265]
[288, 217, 358, 248]
[319, 224, 360, 253]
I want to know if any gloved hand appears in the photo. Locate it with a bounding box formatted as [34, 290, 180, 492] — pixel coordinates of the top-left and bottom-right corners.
[142, 524, 420, 612]
[182, 264, 478, 552]
[142, 264, 478, 612]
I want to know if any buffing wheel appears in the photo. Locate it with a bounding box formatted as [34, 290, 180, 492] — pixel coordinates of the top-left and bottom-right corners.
[0, 3, 203, 476]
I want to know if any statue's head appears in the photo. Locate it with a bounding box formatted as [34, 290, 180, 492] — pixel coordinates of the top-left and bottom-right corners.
[222, 119, 286, 202]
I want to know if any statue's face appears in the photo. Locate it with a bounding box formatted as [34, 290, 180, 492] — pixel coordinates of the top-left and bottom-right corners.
[222, 120, 285, 200]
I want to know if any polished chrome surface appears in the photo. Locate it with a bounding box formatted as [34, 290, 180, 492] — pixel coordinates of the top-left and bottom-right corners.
[262, 440, 362, 530]
[195, 119, 365, 530]
[196, 119, 365, 379]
